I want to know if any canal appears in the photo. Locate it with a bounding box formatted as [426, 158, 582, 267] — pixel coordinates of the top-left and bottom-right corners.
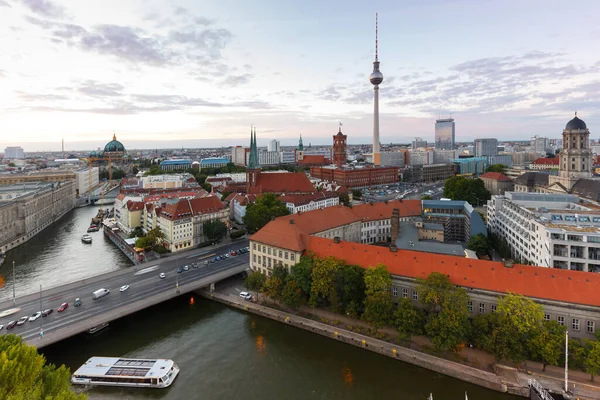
[2, 205, 518, 399]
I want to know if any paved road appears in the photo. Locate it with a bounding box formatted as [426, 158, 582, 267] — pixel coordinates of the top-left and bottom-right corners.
[0, 239, 250, 348]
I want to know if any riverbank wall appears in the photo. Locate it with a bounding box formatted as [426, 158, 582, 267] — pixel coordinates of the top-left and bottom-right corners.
[102, 225, 140, 265]
[200, 291, 529, 398]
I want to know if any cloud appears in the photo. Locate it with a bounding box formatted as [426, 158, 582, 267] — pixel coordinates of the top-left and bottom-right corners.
[20, 0, 65, 18]
[16, 91, 70, 102]
[222, 74, 252, 86]
[76, 81, 125, 98]
[0, 0, 11, 7]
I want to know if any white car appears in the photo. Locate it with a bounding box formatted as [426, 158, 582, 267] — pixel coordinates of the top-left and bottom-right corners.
[0, 324, 3, 331]
[239, 291, 252, 300]
[119, 285, 130, 292]
[17, 316, 28, 326]
[29, 311, 42, 322]
[183, 265, 189, 271]
[159, 273, 166, 279]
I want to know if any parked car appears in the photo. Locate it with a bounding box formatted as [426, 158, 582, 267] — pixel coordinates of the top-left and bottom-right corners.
[6, 321, 17, 330]
[0, 324, 3, 331]
[225, 254, 230, 259]
[215, 256, 221, 261]
[42, 308, 53, 317]
[120, 285, 130, 292]
[183, 265, 189, 271]
[74, 298, 82, 307]
[17, 316, 28, 326]
[193, 263, 199, 268]
[159, 272, 166, 279]
[58, 302, 68, 312]
[239, 291, 252, 300]
[177, 266, 184, 273]
[29, 311, 42, 322]
[204, 260, 209, 265]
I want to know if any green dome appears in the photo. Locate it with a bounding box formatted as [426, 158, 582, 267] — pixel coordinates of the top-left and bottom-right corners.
[89, 151, 97, 157]
[104, 134, 126, 153]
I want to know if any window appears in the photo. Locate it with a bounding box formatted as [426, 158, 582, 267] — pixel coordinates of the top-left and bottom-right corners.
[392, 286, 398, 297]
[572, 319, 580, 331]
[412, 290, 418, 301]
[402, 288, 408, 298]
[587, 321, 595, 333]
[557, 316, 565, 326]
[479, 303, 485, 314]
[491, 305, 497, 313]
[268, 258, 271, 268]
[544, 314, 551, 322]
[467, 301, 473, 312]
[267, 247, 271, 255]
[285, 252, 289, 259]
[253, 254, 256, 262]
[290, 253, 295, 261]
[279, 250, 283, 258]
[257, 256, 261, 264]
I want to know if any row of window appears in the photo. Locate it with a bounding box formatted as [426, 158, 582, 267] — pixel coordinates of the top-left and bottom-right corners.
[253, 243, 295, 261]
[253, 255, 291, 270]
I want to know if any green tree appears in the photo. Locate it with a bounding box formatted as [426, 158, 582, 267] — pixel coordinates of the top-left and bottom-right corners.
[244, 272, 267, 298]
[421, 194, 433, 200]
[309, 257, 342, 307]
[425, 288, 471, 352]
[134, 236, 149, 249]
[485, 164, 507, 173]
[262, 276, 285, 302]
[8, 162, 16, 167]
[416, 272, 455, 314]
[281, 279, 303, 309]
[442, 176, 491, 206]
[467, 233, 489, 257]
[290, 256, 315, 301]
[333, 264, 365, 315]
[493, 293, 544, 364]
[364, 264, 392, 297]
[203, 219, 228, 243]
[529, 320, 566, 372]
[129, 226, 144, 238]
[0, 335, 87, 400]
[243, 193, 290, 233]
[471, 313, 501, 351]
[394, 298, 424, 342]
[132, 166, 139, 175]
[339, 193, 350, 207]
[585, 340, 600, 382]
[362, 265, 394, 332]
[351, 189, 362, 199]
[147, 165, 161, 175]
[146, 227, 164, 248]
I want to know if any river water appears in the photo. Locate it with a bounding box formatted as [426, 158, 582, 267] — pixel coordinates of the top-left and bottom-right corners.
[1, 205, 517, 400]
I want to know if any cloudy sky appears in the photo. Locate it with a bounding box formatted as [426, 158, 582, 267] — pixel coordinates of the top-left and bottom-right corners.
[1, 0, 599, 151]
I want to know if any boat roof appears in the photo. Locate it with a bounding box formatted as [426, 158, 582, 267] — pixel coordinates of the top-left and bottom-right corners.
[73, 357, 174, 378]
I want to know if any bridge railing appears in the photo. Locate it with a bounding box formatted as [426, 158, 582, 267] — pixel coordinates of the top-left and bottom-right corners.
[528, 379, 554, 400]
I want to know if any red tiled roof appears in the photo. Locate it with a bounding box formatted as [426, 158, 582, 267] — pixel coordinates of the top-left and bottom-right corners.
[298, 155, 328, 165]
[159, 195, 225, 221]
[256, 172, 315, 194]
[250, 200, 422, 251]
[279, 191, 339, 206]
[116, 193, 126, 201]
[532, 157, 560, 165]
[230, 193, 257, 206]
[306, 237, 600, 308]
[480, 172, 512, 182]
[188, 195, 226, 214]
[126, 201, 144, 211]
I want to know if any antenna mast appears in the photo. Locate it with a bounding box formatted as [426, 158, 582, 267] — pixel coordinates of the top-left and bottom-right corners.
[375, 13, 379, 61]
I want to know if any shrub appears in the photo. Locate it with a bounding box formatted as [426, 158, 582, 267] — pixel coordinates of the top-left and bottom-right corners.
[230, 229, 247, 240]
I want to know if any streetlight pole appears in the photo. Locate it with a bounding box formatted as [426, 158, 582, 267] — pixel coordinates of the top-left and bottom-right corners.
[39, 284, 44, 337]
[12, 261, 16, 305]
[565, 330, 569, 393]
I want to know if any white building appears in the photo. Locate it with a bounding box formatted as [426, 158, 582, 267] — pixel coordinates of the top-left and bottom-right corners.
[280, 151, 296, 164]
[487, 191, 600, 272]
[379, 151, 405, 167]
[140, 174, 193, 189]
[408, 150, 433, 166]
[75, 167, 99, 195]
[231, 146, 248, 166]
[279, 192, 340, 214]
[216, 173, 246, 183]
[268, 140, 280, 152]
[4, 146, 25, 159]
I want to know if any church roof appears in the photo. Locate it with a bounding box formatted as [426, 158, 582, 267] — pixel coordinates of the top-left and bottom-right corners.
[571, 179, 600, 202]
[513, 171, 550, 187]
[565, 114, 587, 131]
[104, 134, 126, 153]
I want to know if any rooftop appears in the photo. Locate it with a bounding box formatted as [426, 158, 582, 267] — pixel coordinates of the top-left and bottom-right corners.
[160, 159, 191, 165]
[200, 157, 229, 165]
[396, 221, 465, 256]
[72, 357, 174, 379]
[480, 172, 512, 182]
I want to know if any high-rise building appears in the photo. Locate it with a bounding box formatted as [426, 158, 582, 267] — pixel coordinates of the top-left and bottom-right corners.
[369, 14, 383, 166]
[530, 136, 549, 155]
[4, 146, 25, 159]
[268, 140, 280, 152]
[474, 138, 498, 157]
[332, 124, 348, 168]
[412, 137, 427, 149]
[434, 119, 455, 150]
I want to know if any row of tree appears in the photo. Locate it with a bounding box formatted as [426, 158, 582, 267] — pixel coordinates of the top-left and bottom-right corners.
[245, 255, 600, 380]
[442, 176, 491, 206]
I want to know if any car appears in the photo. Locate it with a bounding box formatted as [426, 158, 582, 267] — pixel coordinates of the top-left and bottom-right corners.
[225, 254, 230, 259]
[42, 309, 53, 317]
[74, 298, 82, 307]
[193, 263, 199, 268]
[204, 260, 209, 265]
[239, 291, 252, 300]
[177, 266, 184, 273]
[0, 324, 3, 331]
[209, 259, 215, 263]
[159, 272, 166, 279]
[215, 256, 221, 261]
[17, 316, 28, 326]
[245, 246, 250, 251]
[230, 251, 237, 256]
[57, 302, 68, 312]
[6, 321, 17, 330]
[29, 311, 42, 322]
[183, 265, 189, 271]
[120, 285, 130, 292]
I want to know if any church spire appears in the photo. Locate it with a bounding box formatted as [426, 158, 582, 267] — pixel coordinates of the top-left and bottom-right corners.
[248, 126, 260, 169]
[298, 134, 304, 151]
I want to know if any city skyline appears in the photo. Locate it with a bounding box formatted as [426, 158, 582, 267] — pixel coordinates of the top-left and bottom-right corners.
[1, 0, 600, 151]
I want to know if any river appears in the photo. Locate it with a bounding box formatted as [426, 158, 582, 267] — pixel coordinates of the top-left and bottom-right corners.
[1, 205, 518, 400]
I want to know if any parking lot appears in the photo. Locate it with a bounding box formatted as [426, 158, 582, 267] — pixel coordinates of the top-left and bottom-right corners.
[360, 181, 445, 202]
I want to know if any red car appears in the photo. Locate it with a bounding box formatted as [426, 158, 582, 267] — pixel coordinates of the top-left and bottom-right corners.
[57, 302, 68, 312]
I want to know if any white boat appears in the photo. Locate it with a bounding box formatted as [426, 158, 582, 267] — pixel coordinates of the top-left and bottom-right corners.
[71, 357, 179, 389]
[87, 322, 109, 334]
[81, 234, 92, 244]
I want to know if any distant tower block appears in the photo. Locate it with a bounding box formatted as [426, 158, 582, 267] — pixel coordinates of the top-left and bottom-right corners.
[333, 124, 347, 168]
[370, 13, 383, 166]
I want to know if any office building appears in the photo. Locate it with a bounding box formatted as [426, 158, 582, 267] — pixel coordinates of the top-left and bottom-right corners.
[199, 157, 229, 171]
[231, 146, 249, 166]
[474, 138, 498, 157]
[4, 146, 25, 159]
[379, 151, 404, 167]
[159, 159, 192, 171]
[452, 157, 487, 175]
[412, 137, 427, 149]
[310, 165, 398, 188]
[433, 149, 457, 164]
[268, 140, 280, 152]
[435, 118, 455, 150]
[74, 168, 99, 195]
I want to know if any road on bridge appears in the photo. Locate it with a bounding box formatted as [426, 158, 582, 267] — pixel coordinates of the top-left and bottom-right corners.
[0, 239, 250, 348]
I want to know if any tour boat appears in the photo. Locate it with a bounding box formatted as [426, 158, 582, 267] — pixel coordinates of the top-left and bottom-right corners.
[81, 234, 92, 244]
[71, 357, 180, 388]
[87, 225, 100, 233]
[87, 322, 109, 334]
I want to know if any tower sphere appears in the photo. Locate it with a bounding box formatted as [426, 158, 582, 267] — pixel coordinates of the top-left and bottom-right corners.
[370, 70, 383, 85]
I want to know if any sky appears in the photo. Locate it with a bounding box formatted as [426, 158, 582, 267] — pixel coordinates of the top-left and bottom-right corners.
[1, 0, 600, 151]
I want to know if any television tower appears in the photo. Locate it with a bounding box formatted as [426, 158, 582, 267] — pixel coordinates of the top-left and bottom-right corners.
[370, 13, 383, 166]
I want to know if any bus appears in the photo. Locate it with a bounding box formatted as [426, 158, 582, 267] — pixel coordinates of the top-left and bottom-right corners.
[71, 357, 179, 389]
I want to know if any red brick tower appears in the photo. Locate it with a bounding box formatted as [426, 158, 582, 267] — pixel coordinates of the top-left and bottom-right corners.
[333, 124, 347, 168]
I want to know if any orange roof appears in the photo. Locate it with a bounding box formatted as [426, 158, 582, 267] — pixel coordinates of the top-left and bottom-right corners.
[279, 191, 339, 206]
[229, 193, 257, 205]
[306, 237, 600, 308]
[126, 201, 144, 211]
[532, 157, 560, 165]
[298, 155, 327, 165]
[250, 200, 422, 251]
[256, 172, 315, 194]
[159, 195, 225, 221]
[480, 172, 512, 182]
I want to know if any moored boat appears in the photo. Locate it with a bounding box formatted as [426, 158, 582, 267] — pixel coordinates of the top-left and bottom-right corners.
[81, 234, 92, 244]
[87, 225, 100, 233]
[87, 322, 109, 334]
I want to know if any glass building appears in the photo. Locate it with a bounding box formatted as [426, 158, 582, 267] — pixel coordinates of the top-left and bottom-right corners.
[435, 118, 455, 150]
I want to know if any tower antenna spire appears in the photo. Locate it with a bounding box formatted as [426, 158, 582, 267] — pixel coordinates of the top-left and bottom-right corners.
[375, 13, 379, 62]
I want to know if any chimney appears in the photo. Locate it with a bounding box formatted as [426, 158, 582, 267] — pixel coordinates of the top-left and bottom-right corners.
[390, 208, 400, 245]
[333, 236, 341, 244]
[390, 245, 397, 252]
[290, 219, 295, 225]
[503, 259, 514, 268]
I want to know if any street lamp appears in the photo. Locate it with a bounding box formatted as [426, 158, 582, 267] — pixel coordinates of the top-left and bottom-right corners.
[12, 261, 16, 305]
[39, 284, 44, 337]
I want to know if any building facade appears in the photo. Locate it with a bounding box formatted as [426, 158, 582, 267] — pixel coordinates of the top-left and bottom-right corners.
[333, 127, 348, 168]
[160, 159, 192, 171]
[379, 151, 405, 167]
[435, 118, 455, 150]
[474, 138, 498, 157]
[4, 146, 25, 159]
[75, 168, 100, 196]
[309, 166, 399, 188]
[280, 192, 340, 214]
[200, 157, 230, 171]
[479, 172, 514, 195]
[452, 157, 487, 175]
[231, 146, 249, 166]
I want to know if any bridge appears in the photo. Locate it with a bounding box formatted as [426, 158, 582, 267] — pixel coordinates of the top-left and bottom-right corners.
[0, 239, 250, 349]
[76, 182, 121, 206]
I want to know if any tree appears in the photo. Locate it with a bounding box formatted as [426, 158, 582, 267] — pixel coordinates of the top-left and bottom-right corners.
[416, 272, 455, 314]
[364, 264, 392, 297]
[281, 279, 303, 309]
[309, 257, 342, 308]
[0, 335, 87, 400]
[585, 340, 600, 382]
[135, 236, 149, 249]
[421, 194, 433, 200]
[442, 176, 491, 206]
[471, 313, 501, 351]
[244, 272, 266, 298]
[362, 265, 394, 332]
[467, 233, 489, 257]
[262, 276, 285, 302]
[290, 256, 315, 301]
[243, 193, 290, 233]
[351, 189, 362, 200]
[333, 264, 366, 316]
[485, 164, 507, 173]
[146, 227, 164, 248]
[339, 193, 350, 207]
[493, 293, 544, 364]
[394, 298, 424, 342]
[8, 162, 16, 167]
[203, 219, 228, 243]
[529, 320, 566, 372]
[132, 166, 139, 175]
[129, 226, 144, 238]
[425, 288, 471, 352]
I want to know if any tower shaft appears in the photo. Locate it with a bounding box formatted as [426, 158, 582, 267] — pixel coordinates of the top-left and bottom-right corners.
[373, 85, 380, 165]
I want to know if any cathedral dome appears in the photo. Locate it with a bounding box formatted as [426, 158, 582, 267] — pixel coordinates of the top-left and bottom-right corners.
[104, 134, 126, 153]
[565, 114, 587, 131]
